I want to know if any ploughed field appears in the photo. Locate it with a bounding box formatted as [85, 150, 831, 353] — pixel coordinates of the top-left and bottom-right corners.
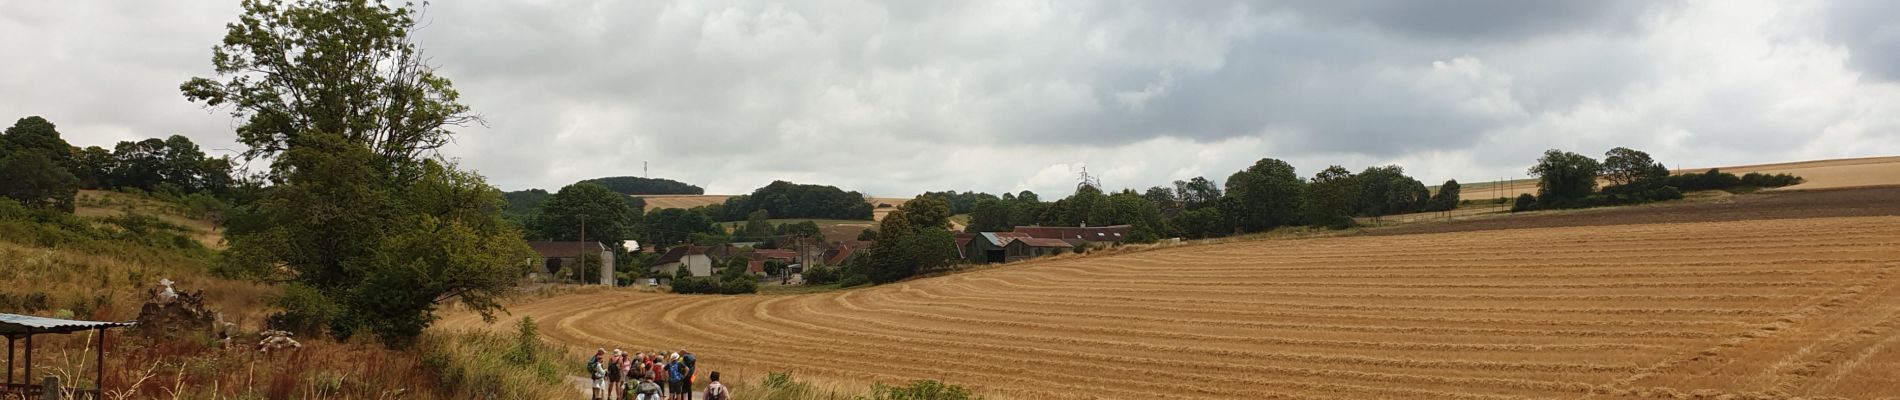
[448, 190, 1900, 399]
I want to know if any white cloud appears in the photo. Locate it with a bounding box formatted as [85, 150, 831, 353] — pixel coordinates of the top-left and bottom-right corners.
[2, 0, 1898, 198]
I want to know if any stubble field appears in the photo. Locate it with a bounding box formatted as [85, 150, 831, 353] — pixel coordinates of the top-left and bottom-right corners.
[447, 186, 1900, 399]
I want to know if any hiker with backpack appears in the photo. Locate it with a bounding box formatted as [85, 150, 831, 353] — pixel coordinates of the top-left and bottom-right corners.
[587, 349, 607, 400]
[607, 350, 626, 400]
[702, 371, 731, 400]
[665, 353, 686, 400]
[635, 371, 664, 400]
[680, 350, 697, 400]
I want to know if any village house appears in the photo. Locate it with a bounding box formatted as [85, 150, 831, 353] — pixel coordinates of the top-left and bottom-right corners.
[654, 245, 716, 277]
[527, 241, 615, 286]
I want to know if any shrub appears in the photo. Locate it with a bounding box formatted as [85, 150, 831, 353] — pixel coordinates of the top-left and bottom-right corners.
[671, 276, 758, 294]
[837, 274, 871, 288]
[802, 266, 841, 285]
[1510, 194, 1537, 213]
[265, 284, 341, 336]
[869, 379, 983, 400]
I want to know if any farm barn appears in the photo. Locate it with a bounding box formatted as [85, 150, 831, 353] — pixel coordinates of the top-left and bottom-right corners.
[1011, 224, 1131, 245]
[1003, 237, 1073, 262]
[963, 232, 1032, 264]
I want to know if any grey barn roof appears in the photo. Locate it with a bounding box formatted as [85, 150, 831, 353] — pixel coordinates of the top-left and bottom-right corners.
[0, 313, 134, 338]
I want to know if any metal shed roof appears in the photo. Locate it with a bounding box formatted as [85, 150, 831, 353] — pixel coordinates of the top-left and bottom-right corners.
[0, 313, 134, 337]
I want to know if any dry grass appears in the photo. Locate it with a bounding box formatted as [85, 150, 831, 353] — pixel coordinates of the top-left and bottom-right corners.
[443, 215, 1900, 399]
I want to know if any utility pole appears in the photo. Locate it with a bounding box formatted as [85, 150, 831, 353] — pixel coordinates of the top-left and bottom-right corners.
[577, 214, 587, 285]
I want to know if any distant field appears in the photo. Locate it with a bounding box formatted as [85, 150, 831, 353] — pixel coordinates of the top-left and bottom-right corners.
[1692, 156, 1900, 191]
[718, 219, 877, 241]
[634, 194, 733, 210]
[636, 194, 912, 221]
[1445, 156, 1900, 201]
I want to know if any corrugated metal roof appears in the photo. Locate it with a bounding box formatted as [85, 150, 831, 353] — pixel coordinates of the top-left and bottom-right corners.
[0, 313, 133, 336]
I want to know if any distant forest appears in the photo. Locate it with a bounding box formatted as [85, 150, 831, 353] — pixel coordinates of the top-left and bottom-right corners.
[578, 176, 703, 195]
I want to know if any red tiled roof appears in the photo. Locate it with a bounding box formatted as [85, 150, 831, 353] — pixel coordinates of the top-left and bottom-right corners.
[753, 249, 798, 260]
[824, 246, 860, 265]
[747, 260, 764, 274]
[527, 241, 608, 258]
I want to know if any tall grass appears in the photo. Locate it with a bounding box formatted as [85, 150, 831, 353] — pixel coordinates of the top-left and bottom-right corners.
[731, 372, 983, 400]
[416, 317, 575, 399]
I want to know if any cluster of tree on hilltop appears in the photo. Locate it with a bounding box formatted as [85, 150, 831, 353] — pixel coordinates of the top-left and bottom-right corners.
[1512, 147, 1802, 212]
[0, 116, 241, 214]
[577, 176, 703, 195]
[700, 180, 875, 221]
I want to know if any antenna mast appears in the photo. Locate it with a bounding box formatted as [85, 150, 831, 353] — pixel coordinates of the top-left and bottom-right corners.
[1075, 165, 1101, 192]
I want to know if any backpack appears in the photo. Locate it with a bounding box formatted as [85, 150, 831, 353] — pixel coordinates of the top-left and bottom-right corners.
[706, 384, 729, 400]
[607, 359, 621, 377]
[588, 358, 604, 379]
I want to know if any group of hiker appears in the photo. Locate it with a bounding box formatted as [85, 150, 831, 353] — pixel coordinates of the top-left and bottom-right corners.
[589, 348, 729, 400]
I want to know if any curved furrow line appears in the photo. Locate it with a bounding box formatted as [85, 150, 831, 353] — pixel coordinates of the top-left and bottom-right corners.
[801, 293, 1650, 374]
[1060, 256, 1889, 275]
[912, 280, 1792, 317]
[651, 294, 1346, 400]
[1163, 239, 1900, 263]
[1023, 263, 1874, 280]
[838, 289, 1671, 353]
[901, 282, 1776, 326]
[969, 277, 1839, 291]
[758, 293, 1619, 398]
[844, 291, 1727, 340]
[947, 275, 1807, 302]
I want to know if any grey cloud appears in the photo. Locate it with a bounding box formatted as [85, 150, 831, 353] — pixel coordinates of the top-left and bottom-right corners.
[1280, 0, 1667, 41]
[5, 1, 1898, 197]
[1820, 0, 1900, 81]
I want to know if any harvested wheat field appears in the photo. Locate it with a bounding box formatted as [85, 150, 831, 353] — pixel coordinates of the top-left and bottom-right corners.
[635, 194, 735, 210]
[1698, 156, 1900, 191]
[447, 189, 1900, 399]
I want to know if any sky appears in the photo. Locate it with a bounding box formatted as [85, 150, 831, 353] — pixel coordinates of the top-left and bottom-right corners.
[4, 1, 1899, 197]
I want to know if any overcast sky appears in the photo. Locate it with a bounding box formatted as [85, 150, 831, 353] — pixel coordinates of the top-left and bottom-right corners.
[4, 1, 1899, 196]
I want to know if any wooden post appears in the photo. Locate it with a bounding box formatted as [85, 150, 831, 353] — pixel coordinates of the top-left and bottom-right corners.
[7, 335, 13, 386]
[96, 328, 106, 397]
[23, 329, 30, 393]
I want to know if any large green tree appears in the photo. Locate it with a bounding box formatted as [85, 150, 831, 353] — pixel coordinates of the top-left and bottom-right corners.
[1354, 165, 1429, 217]
[1303, 166, 1358, 229]
[1529, 149, 1603, 207]
[0, 152, 79, 212]
[186, 0, 527, 348]
[180, 0, 474, 169]
[533, 182, 633, 246]
[860, 196, 958, 283]
[966, 197, 1013, 232]
[3, 116, 74, 169]
[636, 208, 722, 248]
[1225, 158, 1305, 232]
[1601, 147, 1669, 193]
[1424, 179, 1461, 212]
[1172, 176, 1222, 210]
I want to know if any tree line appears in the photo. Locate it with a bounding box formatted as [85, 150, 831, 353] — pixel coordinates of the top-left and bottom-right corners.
[1513, 147, 1802, 212]
[0, 116, 240, 213]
